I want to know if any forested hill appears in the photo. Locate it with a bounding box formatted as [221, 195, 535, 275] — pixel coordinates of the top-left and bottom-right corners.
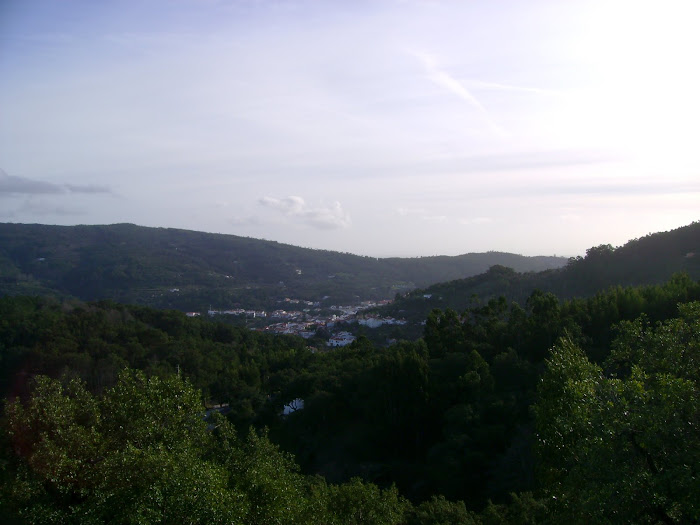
[2, 277, 699, 522]
[0, 222, 564, 308]
[381, 221, 700, 320]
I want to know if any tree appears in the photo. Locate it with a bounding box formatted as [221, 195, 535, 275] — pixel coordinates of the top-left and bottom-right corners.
[408, 495, 479, 525]
[4, 370, 246, 524]
[3, 367, 413, 524]
[535, 303, 700, 523]
[323, 477, 408, 525]
[523, 290, 561, 361]
[425, 309, 466, 358]
[4, 371, 287, 524]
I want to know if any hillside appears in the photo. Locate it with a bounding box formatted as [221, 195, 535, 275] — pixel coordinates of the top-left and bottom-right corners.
[2, 277, 699, 522]
[0, 223, 565, 309]
[1, 225, 698, 522]
[379, 221, 700, 320]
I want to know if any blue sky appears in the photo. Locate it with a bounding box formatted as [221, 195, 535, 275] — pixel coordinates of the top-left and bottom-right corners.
[1, 0, 698, 257]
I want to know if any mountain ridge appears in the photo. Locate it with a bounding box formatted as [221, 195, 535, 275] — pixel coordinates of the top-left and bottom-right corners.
[378, 220, 700, 320]
[0, 222, 566, 309]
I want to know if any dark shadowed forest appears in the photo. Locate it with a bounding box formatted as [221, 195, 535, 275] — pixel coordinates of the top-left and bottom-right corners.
[0, 222, 698, 523]
[1, 273, 698, 523]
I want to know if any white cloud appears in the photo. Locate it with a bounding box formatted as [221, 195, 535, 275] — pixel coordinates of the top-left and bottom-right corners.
[421, 215, 448, 224]
[2, 1, 698, 257]
[259, 196, 351, 230]
[412, 51, 506, 137]
[230, 215, 262, 226]
[0, 169, 111, 196]
[396, 207, 426, 217]
[465, 79, 563, 98]
[460, 217, 493, 225]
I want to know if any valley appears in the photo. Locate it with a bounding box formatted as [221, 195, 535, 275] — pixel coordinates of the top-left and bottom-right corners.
[0, 221, 698, 523]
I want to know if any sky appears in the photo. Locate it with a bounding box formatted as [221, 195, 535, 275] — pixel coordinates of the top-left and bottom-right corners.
[1, 0, 698, 258]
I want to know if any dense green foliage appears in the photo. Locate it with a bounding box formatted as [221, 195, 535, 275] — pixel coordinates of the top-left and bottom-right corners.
[381, 222, 700, 321]
[0, 296, 311, 427]
[1, 370, 410, 524]
[0, 222, 565, 309]
[536, 304, 700, 523]
[1, 272, 699, 522]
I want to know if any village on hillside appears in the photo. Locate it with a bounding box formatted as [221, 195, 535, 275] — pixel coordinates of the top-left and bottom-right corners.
[187, 297, 407, 348]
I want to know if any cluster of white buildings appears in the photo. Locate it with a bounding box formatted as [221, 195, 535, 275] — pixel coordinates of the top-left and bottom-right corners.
[357, 316, 407, 328]
[194, 297, 405, 348]
[265, 322, 316, 339]
[207, 308, 267, 318]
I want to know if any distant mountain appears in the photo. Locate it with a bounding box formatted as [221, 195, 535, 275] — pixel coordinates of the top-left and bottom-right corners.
[378, 221, 700, 320]
[0, 223, 565, 310]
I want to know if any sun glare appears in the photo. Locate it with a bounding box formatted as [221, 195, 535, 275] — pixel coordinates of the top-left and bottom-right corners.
[554, 0, 700, 173]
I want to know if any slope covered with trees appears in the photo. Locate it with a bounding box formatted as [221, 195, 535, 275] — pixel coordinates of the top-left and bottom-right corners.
[379, 221, 700, 321]
[0, 223, 565, 309]
[1, 272, 699, 523]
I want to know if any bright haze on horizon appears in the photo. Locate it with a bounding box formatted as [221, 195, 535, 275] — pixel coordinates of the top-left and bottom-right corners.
[1, 0, 698, 258]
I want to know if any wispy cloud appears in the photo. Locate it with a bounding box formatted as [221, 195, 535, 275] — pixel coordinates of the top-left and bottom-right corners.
[0, 170, 111, 196]
[460, 217, 493, 225]
[64, 183, 111, 194]
[259, 196, 351, 230]
[413, 51, 506, 136]
[465, 79, 563, 97]
[15, 33, 76, 45]
[417, 149, 618, 175]
[396, 208, 449, 224]
[421, 215, 448, 224]
[532, 180, 700, 197]
[396, 207, 426, 217]
[230, 215, 262, 227]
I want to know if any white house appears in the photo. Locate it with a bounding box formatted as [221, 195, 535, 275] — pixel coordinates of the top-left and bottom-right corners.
[327, 332, 356, 347]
